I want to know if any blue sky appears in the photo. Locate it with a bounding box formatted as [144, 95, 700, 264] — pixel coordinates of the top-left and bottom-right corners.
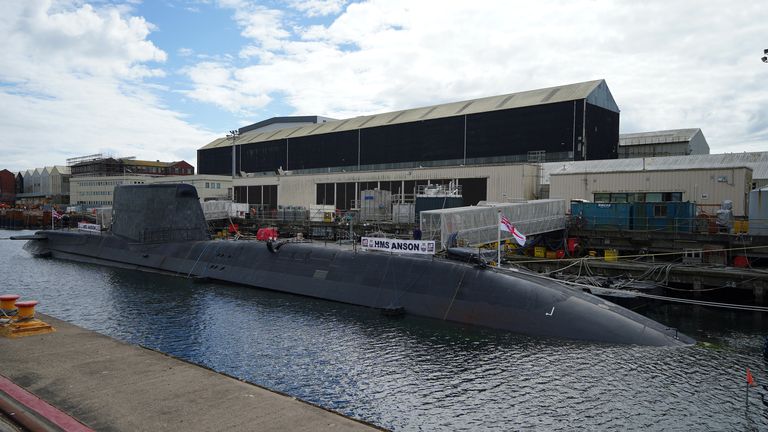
[1, 1, 767, 172]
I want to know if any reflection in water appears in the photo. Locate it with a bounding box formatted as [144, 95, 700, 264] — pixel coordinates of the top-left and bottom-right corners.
[3, 231, 768, 430]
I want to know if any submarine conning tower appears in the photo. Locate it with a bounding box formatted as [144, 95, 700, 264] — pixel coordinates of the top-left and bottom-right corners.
[111, 184, 210, 243]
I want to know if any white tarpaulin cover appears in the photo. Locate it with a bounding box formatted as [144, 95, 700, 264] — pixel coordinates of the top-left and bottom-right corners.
[202, 201, 249, 220]
[420, 199, 567, 249]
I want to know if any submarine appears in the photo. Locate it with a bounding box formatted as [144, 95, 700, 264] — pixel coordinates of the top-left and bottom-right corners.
[15, 184, 693, 346]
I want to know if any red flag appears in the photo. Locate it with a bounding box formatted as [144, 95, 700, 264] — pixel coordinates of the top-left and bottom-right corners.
[499, 214, 514, 233]
[747, 368, 757, 387]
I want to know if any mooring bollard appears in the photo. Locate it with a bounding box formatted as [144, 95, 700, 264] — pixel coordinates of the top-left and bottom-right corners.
[14, 300, 38, 320]
[0, 298, 54, 338]
[0, 294, 20, 316]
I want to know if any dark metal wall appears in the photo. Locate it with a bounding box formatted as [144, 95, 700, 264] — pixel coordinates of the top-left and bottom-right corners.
[197, 147, 231, 176]
[585, 103, 619, 160]
[198, 100, 618, 175]
[466, 101, 583, 160]
[360, 117, 465, 165]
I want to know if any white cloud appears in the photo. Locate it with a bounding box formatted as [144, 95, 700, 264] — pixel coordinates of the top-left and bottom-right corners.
[287, 0, 347, 17]
[184, 0, 768, 154]
[0, 1, 216, 172]
[183, 61, 272, 113]
[213, 1, 290, 57]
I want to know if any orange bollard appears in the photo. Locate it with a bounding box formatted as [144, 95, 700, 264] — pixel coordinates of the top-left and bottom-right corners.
[14, 301, 38, 320]
[0, 294, 20, 315]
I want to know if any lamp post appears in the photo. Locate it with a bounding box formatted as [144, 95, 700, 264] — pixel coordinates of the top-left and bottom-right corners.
[227, 129, 240, 179]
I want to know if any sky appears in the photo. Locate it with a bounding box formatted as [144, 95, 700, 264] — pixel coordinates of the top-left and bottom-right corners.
[1, 0, 767, 173]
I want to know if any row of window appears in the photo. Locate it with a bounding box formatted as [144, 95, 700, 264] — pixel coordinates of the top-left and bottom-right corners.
[593, 192, 683, 203]
[315, 178, 487, 210]
[205, 182, 222, 189]
[77, 179, 145, 187]
[79, 191, 112, 196]
[76, 201, 111, 206]
[233, 185, 278, 209]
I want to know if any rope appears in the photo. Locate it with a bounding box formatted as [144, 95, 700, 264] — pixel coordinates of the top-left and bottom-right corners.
[506, 244, 768, 265]
[186, 241, 214, 278]
[443, 268, 468, 320]
[519, 270, 768, 313]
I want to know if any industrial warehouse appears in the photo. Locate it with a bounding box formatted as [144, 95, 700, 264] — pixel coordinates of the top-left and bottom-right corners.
[197, 79, 620, 210]
[194, 79, 764, 226]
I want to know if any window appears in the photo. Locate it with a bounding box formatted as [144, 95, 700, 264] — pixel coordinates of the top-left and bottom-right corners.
[654, 205, 667, 217]
[316, 183, 334, 205]
[645, 193, 662, 203]
[593, 192, 683, 203]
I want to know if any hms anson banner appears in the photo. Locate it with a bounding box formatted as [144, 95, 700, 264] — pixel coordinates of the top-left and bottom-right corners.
[361, 237, 435, 255]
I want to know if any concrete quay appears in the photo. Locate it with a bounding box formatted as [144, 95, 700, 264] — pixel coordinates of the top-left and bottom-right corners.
[0, 314, 381, 431]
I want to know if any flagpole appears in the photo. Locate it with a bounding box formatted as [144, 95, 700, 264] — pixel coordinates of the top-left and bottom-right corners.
[746, 367, 754, 410]
[497, 210, 501, 267]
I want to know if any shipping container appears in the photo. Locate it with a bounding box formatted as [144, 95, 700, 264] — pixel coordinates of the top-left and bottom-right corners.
[360, 189, 392, 222]
[570, 202, 632, 230]
[393, 202, 415, 224]
[749, 188, 768, 236]
[632, 202, 695, 232]
[571, 201, 696, 232]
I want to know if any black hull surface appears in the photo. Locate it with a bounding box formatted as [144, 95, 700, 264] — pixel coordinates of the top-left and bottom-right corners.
[23, 230, 694, 347]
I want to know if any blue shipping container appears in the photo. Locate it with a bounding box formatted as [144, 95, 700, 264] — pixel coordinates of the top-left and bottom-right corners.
[632, 202, 695, 233]
[571, 202, 696, 232]
[570, 202, 632, 230]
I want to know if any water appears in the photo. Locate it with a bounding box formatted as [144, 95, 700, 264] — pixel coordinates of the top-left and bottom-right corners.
[2, 230, 767, 430]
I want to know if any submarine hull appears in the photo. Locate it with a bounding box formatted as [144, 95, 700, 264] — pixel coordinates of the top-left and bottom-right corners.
[19, 184, 694, 346]
[24, 230, 693, 347]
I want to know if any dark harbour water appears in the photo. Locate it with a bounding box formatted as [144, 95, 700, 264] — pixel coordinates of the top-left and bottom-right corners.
[2, 230, 768, 431]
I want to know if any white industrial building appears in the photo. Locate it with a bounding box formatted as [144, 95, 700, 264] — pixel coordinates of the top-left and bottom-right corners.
[70, 174, 232, 207]
[235, 163, 540, 209]
[16, 166, 70, 205]
[199, 80, 623, 212]
[618, 128, 709, 158]
[148, 175, 232, 202]
[549, 166, 752, 217]
[542, 153, 768, 217]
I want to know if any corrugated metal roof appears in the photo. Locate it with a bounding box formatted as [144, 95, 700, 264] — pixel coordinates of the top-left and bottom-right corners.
[542, 152, 768, 183]
[52, 165, 70, 175]
[200, 79, 613, 150]
[124, 160, 171, 168]
[619, 128, 700, 146]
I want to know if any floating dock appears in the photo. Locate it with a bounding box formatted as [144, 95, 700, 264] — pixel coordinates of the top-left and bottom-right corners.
[0, 314, 380, 431]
